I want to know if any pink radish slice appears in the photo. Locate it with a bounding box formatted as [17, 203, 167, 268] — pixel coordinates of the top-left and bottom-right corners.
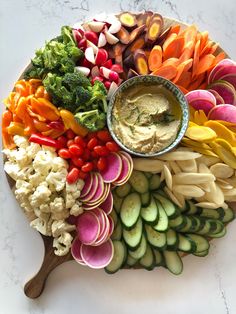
[93, 212, 111, 245]
[186, 90, 216, 114]
[84, 183, 111, 208]
[77, 211, 100, 245]
[80, 239, 114, 269]
[219, 74, 236, 89]
[104, 31, 119, 45]
[208, 59, 235, 84]
[211, 63, 236, 83]
[80, 173, 99, 202]
[113, 153, 132, 185]
[208, 104, 236, 123]
[91, 66, 100, 78]
[84, 172, 105, 203]
[107, 81, 118, 99]
[71, 237, 86, 265]
[98, 32, 107, 47]
[103, 59, 113, 69]
[87, 21, 105, 32]
[92, 208, 107, 238]
[108, 20, 122, 34]
[107, 215, 114, 237]
[95, 48, 108, 66]
[75, 66, 90, 77]
[85, 47, 95, 64]
[80, 173, 93, 198]
[99, 191, 113, 215]
[208, 89, 225, 105]
[100, 153, 122, 183]
[208, 81, 236, 106]
[72, 29, 82, 42]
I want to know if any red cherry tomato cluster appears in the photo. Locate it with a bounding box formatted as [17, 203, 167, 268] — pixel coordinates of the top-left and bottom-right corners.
[57, 129, 120, 184]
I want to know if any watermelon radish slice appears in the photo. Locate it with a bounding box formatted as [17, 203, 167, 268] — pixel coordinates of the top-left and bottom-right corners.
[99, 191, 113, 215]
[208, 89, 225, 105]
[80, 173, 99, 202]
[85, 183, 111, 206]
[71, 237, 86, 265]
[208, 80, 236, 105]
[100, 153, 122, 183]
[208, 59, 236, 84]
[83, 173, 104, 204]
[210, 63, 236, 83]
[186, 90, 216, 114]
[119, 151, 133, 167]
[80, 239, 114, 269]
[107, 215, 114, 237]
[93, 209, 111, 245]
[208, 104, 236, 123]
[92, 207, 106, 233]
[113, 153, 132, 185]
[77, 211, 100, 245]
[80, 173, 93, 198]
[219, 74, 236, 90]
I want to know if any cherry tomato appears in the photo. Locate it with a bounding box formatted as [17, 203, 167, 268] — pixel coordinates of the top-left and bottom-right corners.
[87, 137, 98, 150]
[67, 139, 74, 147]
[97, 130, 112, 142]
[71, 157, 84, 168]
[66, 129, 76, 139]
[57, 136, 67, 149]
[97, 157, 107, 171]
[74, 135, 86, 147]
[87, 132, 97, 140]
[81, 162, 94, 172]
[69, 144, 84, 156]
[67, 168, 80, 184]
[58, 148, 72, 159]
[83, 148, 91, 161]
[94, 145, 109, 157]
[91, 150, 99, 158]
[78, 170, 88, 179]
[106, 141, 120, 152]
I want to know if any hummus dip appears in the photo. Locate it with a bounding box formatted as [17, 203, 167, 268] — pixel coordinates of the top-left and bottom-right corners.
[112, 83, 182, 154]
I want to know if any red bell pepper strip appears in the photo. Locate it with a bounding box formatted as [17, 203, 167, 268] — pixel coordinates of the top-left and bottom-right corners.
[29, 133, 59, 148]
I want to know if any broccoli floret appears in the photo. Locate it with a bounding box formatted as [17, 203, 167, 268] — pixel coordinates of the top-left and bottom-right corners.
[87, 80, 108, 112]
[62, 70, 91, 89]
[75, 86, 92, 108]
[74, 110, 106, 131]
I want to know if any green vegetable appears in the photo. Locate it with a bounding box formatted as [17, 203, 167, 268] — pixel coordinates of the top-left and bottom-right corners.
[74, 109, 106, 131]
[24, 26, 83, 79]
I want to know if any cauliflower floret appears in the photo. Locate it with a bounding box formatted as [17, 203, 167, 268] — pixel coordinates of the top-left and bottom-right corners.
[3, 148, 18, 163]
[15, 179, 33, 195]
[20, 199, 34, 212]
[51, 210, 70, 220]
[39, 203, 51, 213]
[42, 145, 56, 153]
[50, 197, 65, 212]
[51, 157, 68, 172]
[29, 182, 52, 207]
[30, 217, 52, 236]
[65, 179, 84, 199]
[33, 150, 54, 175]
[46, 168, 67, 192]
[17, 165, 34, 180]
[65, 193, 76, 209]
[4, 162, 21, 181]
[26, 143, 41, 160]
[13, 135, 29, 149]
[51, 220, 75, 237]
[15, 147, 30, 167]
[34, 208, 51, 221]
[70, 202, 83, 216]
[28, 171, 45, 186]
[53, 232, 73, 256]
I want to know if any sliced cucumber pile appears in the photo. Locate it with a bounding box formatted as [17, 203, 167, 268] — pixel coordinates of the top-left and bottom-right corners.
[105, 170, 235, 275]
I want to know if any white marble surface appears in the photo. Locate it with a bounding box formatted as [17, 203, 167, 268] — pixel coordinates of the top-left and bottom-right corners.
[1, 0, 236, 313]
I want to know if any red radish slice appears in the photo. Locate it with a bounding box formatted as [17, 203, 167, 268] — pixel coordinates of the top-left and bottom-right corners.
[208, 59, 235, 84]
[87, 21, 105, 32]
[107, 81, 118, 99]
[107, 215, 114, 237]
[98, 32, 107, 47]
[219, 74, 236, 89]
[84, 31, 98, 45]
[75, 66, 90, 77]
[95, 48, 108, 66]
[100, 67, 119, 82]
[85, 47, 95, 64]
[72, 23, 84, 32]
[71, 237, 86, 265]
[103, 59, 113, 69]
[108, 20, 122, 34]
[99, 191, 113, 214]
[72, 29, 82, 42]
[91, 66, 100, 78]
[80, 173, 93, 198]
[100, 153, 122, 183]
[110, 64, 124, 73]
[208, 89, 225, 105]
[86, 40, 99, 54]
[104, 31, 119, 45]
[80, 173, 98, 202]
[208, 81, 236, 105]
[77, 212, 100, 245]
[208, 104, 236, 123]
[80, 239, 114, 269]
[113, 153, 132, 185]
[85, 173, 105, 203]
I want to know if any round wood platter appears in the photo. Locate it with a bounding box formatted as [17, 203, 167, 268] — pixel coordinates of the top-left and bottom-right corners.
[5, 14, 231, 299]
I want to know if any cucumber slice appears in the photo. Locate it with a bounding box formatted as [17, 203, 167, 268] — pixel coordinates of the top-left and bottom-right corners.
[186, 234, 210, 253]
[129, 234, 147, 259]
[111, 218, 122, 240]
[178, 234, 197, 253]
[123, 218, 143, 250]
[153, 193, 179, 218]
[200, 208, 225, 220]
[129, 170, 149, 194]
[153, 249, 164, 266]
[105, 241, 127, 274]
[194, 249, 209, 257]
[145, 225, 167, 249]
[144, 172, 152, 179]
[166, 228, 178, 250]
[153, 201, 169, 232]
[196, 219, 212, 235]
[116, 182, 131, 198]
[120, 192, 141, 229]
[139, 244, 155, 270]
[149, 174, 161, 191]
[163, 251, 183, 275]
[209, 220, 224, 234]
[189, 216, 205, 233]
[141, 196, 158, 224]
[169, 215, 187, 231]
[185, 200, 198, 215]
[113, 193, 123, 213]
[207, 227, 226, 238]
[110, 209, 118, 227]
[141, 192, 151, 207]
[177, 216, 193, 233]
[222, 207, 235, 223]
[126, 254, 138, 267]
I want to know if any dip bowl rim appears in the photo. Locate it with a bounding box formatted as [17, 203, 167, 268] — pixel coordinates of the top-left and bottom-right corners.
[107, 75, 189, 157]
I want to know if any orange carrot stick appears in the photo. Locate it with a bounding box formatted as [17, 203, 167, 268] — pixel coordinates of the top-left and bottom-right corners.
[195, 54, 215, 76]
[199, 31, 209, 52]
[162, 33, 177, 52]
[163, 36, 185, 60]
[173, 59, 193, 84]
[175, 71, 192, 88]
[178, 41, 195, 62]
[148, 45, 162, 71]
[192, 39, 201, 78]
[176, 85, 189, 94]
[162, 57, 180, 67]
[180, 25, 198, 44]
[151, 64, 178, 80]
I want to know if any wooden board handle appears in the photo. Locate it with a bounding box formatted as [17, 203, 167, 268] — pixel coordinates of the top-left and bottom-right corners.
[24, 236, 72, 299]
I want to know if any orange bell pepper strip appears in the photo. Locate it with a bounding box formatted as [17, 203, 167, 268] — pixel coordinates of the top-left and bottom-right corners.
[14, 80, 30, 96]
[42, 129, 65, 139]
[23, 112, 37, 136]
[35, 86, 50, 100]
[15, 97, 28, 120]
[27, 106, 47, 122]
[7, 122, 25, 136]
[28, 79, 42, 94]
[33, 119, 51, 132]
[2, 110, 15, 149]
[13, 113, 23, 123]
[60, 109, 88, 137]
[3, 92, 20, 113]
[30, 97, 60, 121]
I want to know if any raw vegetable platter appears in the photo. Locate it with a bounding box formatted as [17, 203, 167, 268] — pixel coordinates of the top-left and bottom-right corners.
[2, 10, 236, 299]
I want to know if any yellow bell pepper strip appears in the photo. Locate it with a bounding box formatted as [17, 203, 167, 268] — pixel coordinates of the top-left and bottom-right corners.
[29, 133, 59, 148]
[27, 106, 47, 122]
[4, 92, 20, 113]
[33, 119, 51, 132]
[35, 86, 50, 100]
[7, 122, 25, 136]
[30, 97, 60, 121]
[60, 109, 88, 137]
[2, 110, 15, 149]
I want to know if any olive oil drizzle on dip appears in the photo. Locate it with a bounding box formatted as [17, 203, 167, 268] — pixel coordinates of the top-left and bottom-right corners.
[112, 83, 182, 154]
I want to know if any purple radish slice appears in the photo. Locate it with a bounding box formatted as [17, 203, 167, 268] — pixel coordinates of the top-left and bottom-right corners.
[85, 183, 111, 206]
[80, 173, 93, 198]
[92, 207, 106, 235]
[76, 211, 100, 245]
[119, 151, 134, 177]
[85, 172, 105, 203]
[208, 104, 236, 123]
[208, 59, 236, 84]
[99, 191, 113, 215]
[219, 74, 236, 90]
[186, 90, 216, 115]
[208, 80, 236, 106]
[107, 215, 114, 237]
[80, 173, 98, 202]
[71, 237, 86, 265]
[113, 153, 132, 185]
[100, 152, 122, 183]
[80, 239, 114, 269]
[93, 211, 111, 245]
[208, 89, 225, 105]
[211, 63, 236, 83]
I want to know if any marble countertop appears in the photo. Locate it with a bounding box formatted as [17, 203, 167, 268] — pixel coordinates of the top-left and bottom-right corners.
[1, 0, 236, 313]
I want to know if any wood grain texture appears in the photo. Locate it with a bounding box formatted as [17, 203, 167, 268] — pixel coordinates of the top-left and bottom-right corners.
[4, 14, 230, 299]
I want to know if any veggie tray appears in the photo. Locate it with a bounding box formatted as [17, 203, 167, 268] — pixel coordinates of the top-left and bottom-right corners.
[2, 11, 236, 299]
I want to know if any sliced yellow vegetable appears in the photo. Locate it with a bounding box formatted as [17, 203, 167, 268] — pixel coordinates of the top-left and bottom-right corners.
[210, 141, 236, 169]
[204, 120, 236, 146]
[193, 110, 208, 125]
[188, 121, 198, 127]
[185, 126, 217, 142]
[181, 137, 211, 149]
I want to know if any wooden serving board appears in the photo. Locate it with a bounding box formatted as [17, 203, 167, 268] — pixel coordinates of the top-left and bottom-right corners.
[5, 15, 229, 299]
